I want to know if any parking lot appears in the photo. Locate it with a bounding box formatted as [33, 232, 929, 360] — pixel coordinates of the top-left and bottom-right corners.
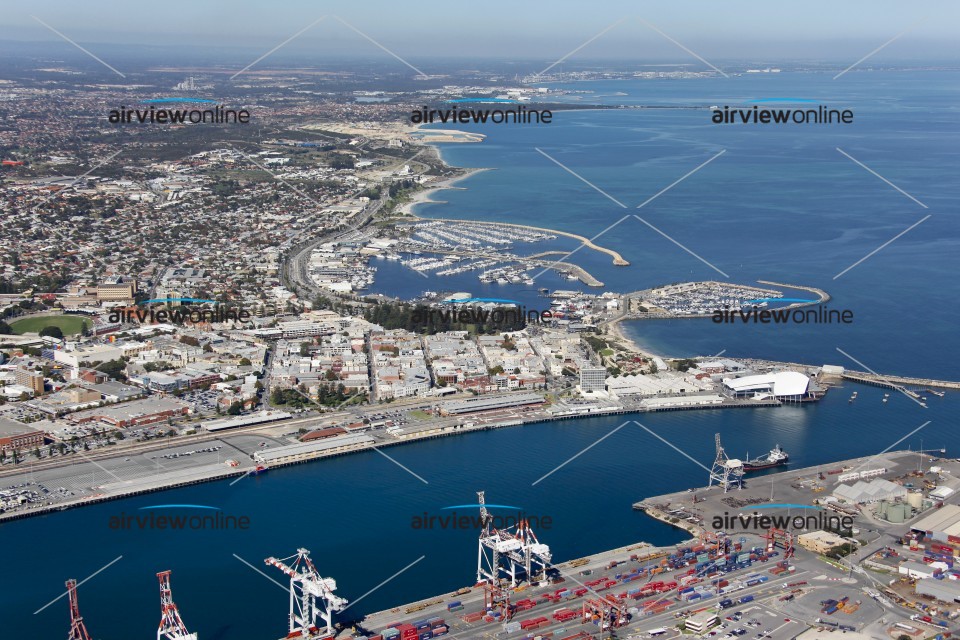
[0, 434, 289, 515]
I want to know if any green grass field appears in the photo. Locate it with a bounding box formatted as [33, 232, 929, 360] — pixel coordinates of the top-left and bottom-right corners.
[9, 315, 90, 336]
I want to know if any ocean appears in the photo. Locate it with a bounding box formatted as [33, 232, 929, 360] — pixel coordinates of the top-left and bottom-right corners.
[372, 71, 959, 378]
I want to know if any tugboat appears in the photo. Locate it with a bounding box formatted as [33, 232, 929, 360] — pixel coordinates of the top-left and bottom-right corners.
[743, 445, 789, 472]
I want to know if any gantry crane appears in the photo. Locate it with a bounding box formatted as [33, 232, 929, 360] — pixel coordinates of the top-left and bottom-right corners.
[66, 579, 93, 640]
[265, 548, 347, 638]
[764, 528, 795, 559]
[475, 490, 552, 587]
[157, 570, 198, 640]
[708, 433, 743, 492]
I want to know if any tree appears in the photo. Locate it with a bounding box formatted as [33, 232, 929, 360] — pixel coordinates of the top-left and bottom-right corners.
[648, 362, 658, 374]
[39, 325, 64, 339]
[239, 357, 252, 366]
[0, 320, 11, 334]
[227, 401, 243, 415]
[329, 154, 355, 170]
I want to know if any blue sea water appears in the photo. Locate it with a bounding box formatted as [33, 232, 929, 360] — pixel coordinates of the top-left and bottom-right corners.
[376, 71, 960, 377]
[3, 72, 959, 638]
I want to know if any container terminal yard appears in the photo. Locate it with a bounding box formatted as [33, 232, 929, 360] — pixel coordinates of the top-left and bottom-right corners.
[60, 449, 960, 640]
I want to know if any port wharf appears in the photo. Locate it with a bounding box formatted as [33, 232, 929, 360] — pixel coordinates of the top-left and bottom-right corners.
[841, 371, 960, 392]
[630, 448, 945, 531]
[0, 397, 795, 523]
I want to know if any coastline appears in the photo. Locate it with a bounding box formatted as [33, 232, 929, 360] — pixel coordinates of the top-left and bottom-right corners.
[603, 314, 662, 359]
[396, 142, 629, 268]
[398, 166, 493, 216]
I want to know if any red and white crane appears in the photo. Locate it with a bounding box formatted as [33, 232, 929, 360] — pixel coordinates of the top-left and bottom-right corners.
[265, 548, 348, 638]
[66, 579, 93, 640]
[157, 570, 198, 640]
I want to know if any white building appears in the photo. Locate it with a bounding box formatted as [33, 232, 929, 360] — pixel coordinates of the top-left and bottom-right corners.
[580, 366, 607, 393]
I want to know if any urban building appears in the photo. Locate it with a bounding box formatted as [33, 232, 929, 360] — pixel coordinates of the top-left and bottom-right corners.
[14, 367, 45, 395]
[0, 417, 46, 454]
[796, 530, 850, 554]
[579, 366, 607, 393]
[95, 276, 138, 302]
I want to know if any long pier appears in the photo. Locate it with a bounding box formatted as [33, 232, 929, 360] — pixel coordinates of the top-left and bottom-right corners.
[843, 371, 959, 391]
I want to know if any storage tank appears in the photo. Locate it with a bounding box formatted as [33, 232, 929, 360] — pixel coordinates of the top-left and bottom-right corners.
[887, 503, 910, 523]
[875, 501, 889, 519]
[907, 492, 924, 509]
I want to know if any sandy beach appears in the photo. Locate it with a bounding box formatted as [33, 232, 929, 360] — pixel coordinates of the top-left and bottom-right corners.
[397, 167, 492, 216]
[603, 314, 660, 359]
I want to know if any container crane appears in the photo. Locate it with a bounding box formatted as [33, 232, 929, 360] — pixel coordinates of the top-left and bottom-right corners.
[475, 490, 552, 587]
[66, 579, 93, 640]
[265, 548, 347, 638]
[157, 570, 198, 640]
[708, 433, 743, 492]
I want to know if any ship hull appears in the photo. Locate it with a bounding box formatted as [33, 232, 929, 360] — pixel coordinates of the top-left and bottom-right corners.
[743, 458, 788, 472]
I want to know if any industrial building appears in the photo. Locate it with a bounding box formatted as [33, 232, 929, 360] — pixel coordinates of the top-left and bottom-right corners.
[605, 372, 712, 397]
[899, 560, 937, 580]
[439, 392, 543, 416]
[916, 578, 960, 603]
[202, 411, 293, 432]
[253, 434, 375, 465]
[639, 394, 724, 410]
[910, 504, 960, 541]
[833, 478, 907, 504]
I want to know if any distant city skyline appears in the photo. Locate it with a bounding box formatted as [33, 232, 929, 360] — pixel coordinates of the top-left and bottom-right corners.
[2, 0, 958, 65]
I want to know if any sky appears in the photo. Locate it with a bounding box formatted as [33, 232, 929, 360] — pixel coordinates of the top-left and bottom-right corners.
[2, 0, 958, 64]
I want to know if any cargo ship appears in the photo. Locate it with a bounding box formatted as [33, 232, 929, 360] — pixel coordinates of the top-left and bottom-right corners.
[742, 445, 789, 472]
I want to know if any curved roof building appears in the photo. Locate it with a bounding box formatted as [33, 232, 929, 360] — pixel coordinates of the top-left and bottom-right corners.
[722, 371, 812, 400]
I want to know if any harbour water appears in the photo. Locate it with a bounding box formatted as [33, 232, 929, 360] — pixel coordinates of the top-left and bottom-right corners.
[4, 386, 955, 638]
[4, 72, 958, 637]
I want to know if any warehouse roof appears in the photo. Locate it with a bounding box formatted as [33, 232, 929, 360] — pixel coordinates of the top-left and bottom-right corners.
[911, 504, 960, 533]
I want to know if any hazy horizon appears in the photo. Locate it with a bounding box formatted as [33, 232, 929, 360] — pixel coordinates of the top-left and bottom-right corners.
[3, 0, 959, 69]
